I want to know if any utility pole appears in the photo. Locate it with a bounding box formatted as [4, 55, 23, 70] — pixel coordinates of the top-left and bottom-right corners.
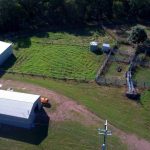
[98, 120, 112, 150]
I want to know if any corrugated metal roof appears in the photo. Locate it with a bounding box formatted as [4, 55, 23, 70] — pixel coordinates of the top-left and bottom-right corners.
[0, 90, 40, 119]
[90, 41, 98, 46]
[0, 41, 12, 55]
[102, 43, 110, 48]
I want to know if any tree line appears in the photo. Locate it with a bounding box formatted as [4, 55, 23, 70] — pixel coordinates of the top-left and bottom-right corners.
[0, 0, 150, 32]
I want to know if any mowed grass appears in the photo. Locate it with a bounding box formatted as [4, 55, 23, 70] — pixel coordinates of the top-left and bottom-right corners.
[1, 29, 115, 80]
[105, 62, 128, 79]
[12, 44, 102, 80]
[0, 121, 127, 150]
[3, 74, 150, 141]
[134, 66, 150, 82]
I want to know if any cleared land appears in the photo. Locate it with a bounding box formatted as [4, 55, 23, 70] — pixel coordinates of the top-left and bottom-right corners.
[0, 78, 127, 150]
[3, 74, 150, 142]
[1, 29, 115, 80]
[1, 78, 150, 150]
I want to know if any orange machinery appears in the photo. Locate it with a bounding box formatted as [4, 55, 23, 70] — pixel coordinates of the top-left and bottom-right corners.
[40, 97, 49, 104]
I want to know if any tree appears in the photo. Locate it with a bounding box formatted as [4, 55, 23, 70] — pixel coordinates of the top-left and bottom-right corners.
[128, 26, 147, 45]
[0, 0, 23, 32]
[113, 1, 125, 19]
[128, 0, 150, 19]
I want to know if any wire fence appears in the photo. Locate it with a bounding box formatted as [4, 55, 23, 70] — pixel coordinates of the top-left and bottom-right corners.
[96, 76, 150, 89]
[96, 51, 112, 78]
[96, 76, 126, 87]
[110, 56, 130, 64]
[32, 41, 89, 48]
[0, 69, 94, 83]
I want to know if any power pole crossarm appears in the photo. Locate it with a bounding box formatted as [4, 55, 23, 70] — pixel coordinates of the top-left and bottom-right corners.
[98, 120, 112, 150]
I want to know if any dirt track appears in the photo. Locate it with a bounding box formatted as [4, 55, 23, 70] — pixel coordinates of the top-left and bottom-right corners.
[0, 79, 150, 150]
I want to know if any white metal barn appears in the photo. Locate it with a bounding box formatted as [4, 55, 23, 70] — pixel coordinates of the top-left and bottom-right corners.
[90, 41, 98, 51]
[102, 43, 110, 53]
[0, 90, 42, 129]
[0, 41, 12, 65]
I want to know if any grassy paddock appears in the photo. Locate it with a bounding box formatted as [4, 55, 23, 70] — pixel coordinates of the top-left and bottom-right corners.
[105, 62, 128, 79]
[1, 29, 115, 80]
[2, 74, 150, 141]
[134, 66, 150, 82]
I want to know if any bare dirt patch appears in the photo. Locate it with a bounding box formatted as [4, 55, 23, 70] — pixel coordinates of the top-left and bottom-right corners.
[0, 79, 150, 150]
[0, 79, 100, 126]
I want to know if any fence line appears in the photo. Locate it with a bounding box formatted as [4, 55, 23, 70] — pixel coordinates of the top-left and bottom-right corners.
[117, 49, 134, 56]
[96, 51, 112, 78]
[95, 76, 150, 89]
[96, 76, 126, 87]
[32, 41, 89, 48]
[110, 57, 130, 64]
[0, 69, 93, 83]
[110, 54, 150, 67]
[138, 61, 150, 68]
[1, 69, 150, 89]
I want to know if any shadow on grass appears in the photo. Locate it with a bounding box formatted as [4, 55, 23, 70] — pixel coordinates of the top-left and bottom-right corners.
[16, 37, 31, 48]
[3, 25, 106, 44]
[91, 48, 103, 55]
[0, 108, 49, 145]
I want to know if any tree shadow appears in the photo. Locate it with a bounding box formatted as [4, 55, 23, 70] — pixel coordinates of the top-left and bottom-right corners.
[0, 108, 49, 145]
[15, 37, 31, 48]
[48, 26, 105, 37]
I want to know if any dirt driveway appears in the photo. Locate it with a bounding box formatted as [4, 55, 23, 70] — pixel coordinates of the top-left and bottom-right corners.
[0, 79, 150, 150]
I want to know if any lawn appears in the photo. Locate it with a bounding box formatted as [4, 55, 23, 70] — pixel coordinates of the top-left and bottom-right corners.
[105, 62, 128, 79]
[0, 121, 126, 150]
[134, 66, 150, 82]
[1, 29, 115, 80]
[3, 74, 150, 141]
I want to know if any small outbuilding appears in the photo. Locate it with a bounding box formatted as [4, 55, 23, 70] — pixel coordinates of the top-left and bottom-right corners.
[90, 41, 98, 51]
[0, 90, 42, 129]
[0, 41, 13, 65]
[102, 43, 110, 53]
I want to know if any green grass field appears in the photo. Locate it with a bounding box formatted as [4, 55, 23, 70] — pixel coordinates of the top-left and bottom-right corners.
[105, 62, 128, 79]
[1, 29, 115, 80]
[0, 121, 126, 150]
[3, 74, 150, 141]
[134, 66, 150, 82]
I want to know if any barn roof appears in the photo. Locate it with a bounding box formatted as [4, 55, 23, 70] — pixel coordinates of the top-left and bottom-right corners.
[90, 41, 98, 46]
[0, 41, 12, 55]
[0, 90, 40, 119]
[102, 43, 110, 48]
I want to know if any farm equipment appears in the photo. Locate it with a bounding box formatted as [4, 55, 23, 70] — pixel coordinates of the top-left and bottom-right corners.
[40, 97, 49, 104]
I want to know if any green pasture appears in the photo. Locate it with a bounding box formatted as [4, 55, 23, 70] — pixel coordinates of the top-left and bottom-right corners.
[0, 121, 126, 150]
[1, 29, 115, 80]
[134, 66, 150, 82]
[3, 74, 150, 141]
[105, 62, 128, 78]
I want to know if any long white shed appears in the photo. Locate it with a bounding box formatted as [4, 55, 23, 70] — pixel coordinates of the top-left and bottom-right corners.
[0, 41, 12, 65]
[0, 90, 41, 129]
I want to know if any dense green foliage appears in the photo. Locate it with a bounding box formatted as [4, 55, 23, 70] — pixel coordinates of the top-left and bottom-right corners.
[0, 0, 150, 32]
[128, 26, 148, 44]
